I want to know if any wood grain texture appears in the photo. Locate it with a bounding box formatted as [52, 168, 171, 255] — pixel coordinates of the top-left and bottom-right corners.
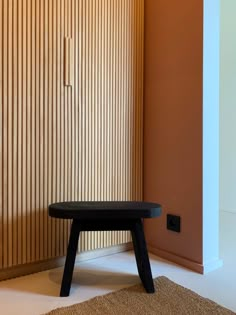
[0, 0, 144, 271]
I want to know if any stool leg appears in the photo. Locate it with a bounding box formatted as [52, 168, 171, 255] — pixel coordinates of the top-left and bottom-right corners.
[60, 219, 80, 297]
[131, 219, 155, 293]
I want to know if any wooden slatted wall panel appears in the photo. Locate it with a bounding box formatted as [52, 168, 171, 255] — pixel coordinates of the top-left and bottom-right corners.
[0, 0, 144, 269]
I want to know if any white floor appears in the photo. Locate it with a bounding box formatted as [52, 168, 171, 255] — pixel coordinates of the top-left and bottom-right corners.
[0, 211, 235, 315]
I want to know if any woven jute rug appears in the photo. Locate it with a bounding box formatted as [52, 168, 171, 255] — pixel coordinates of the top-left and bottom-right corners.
[44, 276, 234, 315]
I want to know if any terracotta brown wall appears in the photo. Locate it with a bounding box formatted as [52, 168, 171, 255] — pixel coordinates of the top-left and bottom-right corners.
[144, 1, 203, 264]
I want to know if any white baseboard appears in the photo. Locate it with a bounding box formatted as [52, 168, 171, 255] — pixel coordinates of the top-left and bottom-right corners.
[148, 245, 223, 274]
[202, 258, 223, 274]
[0, 242, 133, 281]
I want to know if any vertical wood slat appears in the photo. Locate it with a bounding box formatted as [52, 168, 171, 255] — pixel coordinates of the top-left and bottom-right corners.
[51, 0, 57, 258]
[0, 0, 144, 270]
[7, 0, 13, 267]
[63, 0, 68, 254]
[35, 0, 40, 262]
[0, 0, 3, 268]
[60, 0, 66, 255]
[31, 0, 36, 262]
[3, 0, 9, 268]
[21, 0, 27, 265]
[43, 0, 48, 260]
[39, 0, 44, 261]
[47, 0, 53, 259]
[55, 0, 61, 257]
[26, 0, 32, 263]
[17, 0, 22, 265]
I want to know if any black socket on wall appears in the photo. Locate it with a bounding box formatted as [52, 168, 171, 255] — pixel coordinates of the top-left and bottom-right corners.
[167, 214, 181, 232]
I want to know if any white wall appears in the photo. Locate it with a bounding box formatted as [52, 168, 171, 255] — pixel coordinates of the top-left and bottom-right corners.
[203, 0, 222, 271]
[220, 0, 236, 214]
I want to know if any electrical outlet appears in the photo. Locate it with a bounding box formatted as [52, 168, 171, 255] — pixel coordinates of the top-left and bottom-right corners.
[167, 214, 181, 232]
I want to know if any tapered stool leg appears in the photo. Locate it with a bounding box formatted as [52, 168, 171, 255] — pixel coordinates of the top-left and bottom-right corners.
[131, 219, 154, 293]
[60, 220, 80, 297]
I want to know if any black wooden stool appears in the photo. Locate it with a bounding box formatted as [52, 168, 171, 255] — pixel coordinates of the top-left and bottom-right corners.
[48, 201, 162, 297]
